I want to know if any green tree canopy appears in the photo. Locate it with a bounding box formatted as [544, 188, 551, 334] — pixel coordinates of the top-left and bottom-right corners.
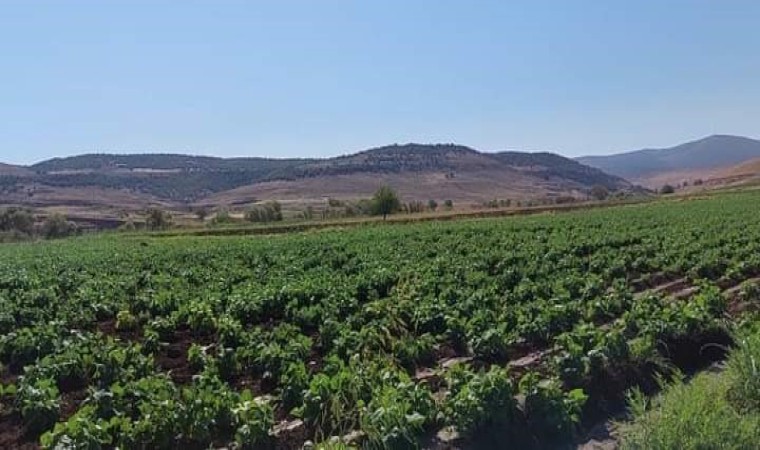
[371, 186, 401, 220]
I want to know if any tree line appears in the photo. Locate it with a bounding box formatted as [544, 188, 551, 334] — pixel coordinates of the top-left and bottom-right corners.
[0, 208, 80, 242]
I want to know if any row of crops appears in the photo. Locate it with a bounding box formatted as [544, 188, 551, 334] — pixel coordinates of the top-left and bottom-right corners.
[1, 191, 760, 449]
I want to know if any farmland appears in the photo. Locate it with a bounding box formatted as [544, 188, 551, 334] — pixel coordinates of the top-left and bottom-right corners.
[1, 191, 760, 449]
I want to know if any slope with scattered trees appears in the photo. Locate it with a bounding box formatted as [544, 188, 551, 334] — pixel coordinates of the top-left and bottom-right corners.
[1, 144, 633, 206]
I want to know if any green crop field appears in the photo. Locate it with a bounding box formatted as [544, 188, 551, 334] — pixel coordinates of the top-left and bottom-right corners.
[1, 191, 760, 449]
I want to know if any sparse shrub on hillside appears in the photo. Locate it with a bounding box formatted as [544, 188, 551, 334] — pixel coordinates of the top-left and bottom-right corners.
[660, 184, 675, 195]
[0, 208, 34, 235]
[590, 185, 609, 201]
[355, 198, 374, 216]
[427, 199, 438, 211]
[300, 206, 315, 220]
[554, 196, 577, 204]
[145, 208, 172, 230]
[405, 201, 425, 214]
[119, 219, 137, 232]
[41, 214, 78, 239]
[245, 201, 283, 223]
[211, 208, 235, 225]
[444, 199, 453, 209]
[195, 207, 209, 221]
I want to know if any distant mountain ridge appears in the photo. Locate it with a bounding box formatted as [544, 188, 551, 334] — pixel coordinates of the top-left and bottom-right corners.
[0, 163, 32, 177]
[0, 144, 630, 207]
[577, 135, 760, 182]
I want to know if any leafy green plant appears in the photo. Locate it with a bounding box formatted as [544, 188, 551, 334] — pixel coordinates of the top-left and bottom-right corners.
[17, 377, 60, 434]
[115, 309, 138, 331]
[442, 365, 515, 435]
[360, 381, 434, 449]
[280, 361, 309, 411]
[40, 405, 113, 449]
[519, 373, 587, 440]
[232, 391, 274, 449]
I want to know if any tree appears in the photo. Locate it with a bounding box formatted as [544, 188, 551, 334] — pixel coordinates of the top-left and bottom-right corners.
[444, 199, 454, 210]
[119, 220, 136, 232]
[427, 199, 438, 211]
[195, 207, 209, 222]
[590, 185, 609, 201]
[371, 186, 401, 220]
[41, 214, 78, 239]
[245, 201, 283, 223]
[355, 199, 374, 215]
[660, 184, 675, 195]
[0, 208, 34, 235]
[146, 208, 172, 230]
[406, 201, 425, 214]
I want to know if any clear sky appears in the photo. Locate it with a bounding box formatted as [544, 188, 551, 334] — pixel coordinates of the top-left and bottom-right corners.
[2, 1, 760, 164]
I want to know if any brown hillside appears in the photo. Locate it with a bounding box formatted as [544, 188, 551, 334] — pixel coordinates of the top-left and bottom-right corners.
[1, 144, 632, 212]
[721, 157, 760, 177]
[199, 168, 567, 207]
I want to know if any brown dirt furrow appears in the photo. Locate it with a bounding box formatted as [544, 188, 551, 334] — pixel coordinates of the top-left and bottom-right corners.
[723, 276, 760, 297]
[0, 411, 39, 450]
[724, 277, 760, 316]
[632, 276, 690, 299]
[670, 286, 700, 301]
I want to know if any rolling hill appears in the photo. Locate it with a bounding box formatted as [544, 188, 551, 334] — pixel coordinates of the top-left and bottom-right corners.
[0, 144, 631, 211]
[687, 157, 760, 189]
[577, 135, 760, 186]
[0, 163, 31, 177]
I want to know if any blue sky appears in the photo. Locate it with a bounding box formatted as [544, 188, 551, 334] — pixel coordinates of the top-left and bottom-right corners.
[2, 1, 759, 164]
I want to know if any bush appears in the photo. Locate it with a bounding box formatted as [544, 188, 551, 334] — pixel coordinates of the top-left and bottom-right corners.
[245, 201, 283, 223]
[41, 214, 79, 239]
[195, 207, 209, 221]
[660, 184, 675, 195]
[590, 185, 609, 201]
[145, 209, 172, 230]
[0, 208, 34, 235]
[405, 201, 425, 214]
[119, 220, 136, 232]
[211, 208, 235, 225]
